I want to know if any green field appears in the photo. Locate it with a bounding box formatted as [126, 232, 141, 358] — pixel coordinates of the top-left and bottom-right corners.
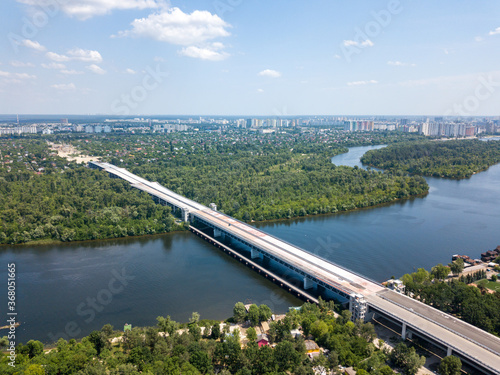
[475, 279, 500, 292]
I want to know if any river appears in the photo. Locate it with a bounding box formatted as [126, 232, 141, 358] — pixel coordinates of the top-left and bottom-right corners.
[1, 144, 500, 344]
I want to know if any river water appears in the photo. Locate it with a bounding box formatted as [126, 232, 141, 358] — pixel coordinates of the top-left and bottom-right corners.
[1, 145, 500, 344]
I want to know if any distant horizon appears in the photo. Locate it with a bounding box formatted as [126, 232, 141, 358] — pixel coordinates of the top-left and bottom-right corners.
[1, 114, 500, 120]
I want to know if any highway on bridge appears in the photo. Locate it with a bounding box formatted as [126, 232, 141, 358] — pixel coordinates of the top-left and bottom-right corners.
[90, 161, 500, 374]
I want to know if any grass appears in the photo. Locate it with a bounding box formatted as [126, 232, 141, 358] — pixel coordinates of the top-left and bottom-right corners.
[475, 279, 500, 292]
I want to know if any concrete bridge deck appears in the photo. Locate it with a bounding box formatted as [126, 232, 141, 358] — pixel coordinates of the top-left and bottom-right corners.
[89, 161, 500, 374]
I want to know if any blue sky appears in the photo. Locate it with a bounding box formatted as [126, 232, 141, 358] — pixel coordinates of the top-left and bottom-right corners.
[1, 0, 499, 116]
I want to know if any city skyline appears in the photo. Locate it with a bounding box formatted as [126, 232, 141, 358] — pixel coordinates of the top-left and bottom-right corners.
[1, 0, 500, 116]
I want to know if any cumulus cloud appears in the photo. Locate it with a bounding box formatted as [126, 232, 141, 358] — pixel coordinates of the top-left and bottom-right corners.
[258, 69, 281, 78]
[42, 63, 66, 70]
[117, 7, 230, 45]
[17, 0, 164, 20]
[347, 80, 378, 86]
[61, 69, 84, 75]
[51, 83, 76, 90]
[46, 48, 103, 63]
[179, 43, 229, 61]
[11, 61, 35, 67]
[126, 68, 136, 74]
[388, 61, 416, 67]
[489, 27, 500, 36]
[86, 64, 106, 74]
[257, 88, 264, 93]
[0, 70, 36, 79]
[21, 39, 46, 51]
[343, 39, 374, 48]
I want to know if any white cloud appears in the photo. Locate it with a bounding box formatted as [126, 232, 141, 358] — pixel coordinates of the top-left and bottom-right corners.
[258, 69, 281, 78]
[126, 68, 136, 74]
[87, 64, 106, 74]
[17, 0, 164, 20]
[11, 61, 35, 67]
[179, 43, 229, 61]
[343, 39, 374, 48]
[257, 88, 264, 93]
[16, 73, 36, 79]
[475, 36, 484, 42]
[61, 69, 84, 75]
[0, 70, 36, 79]
[51, 83, 76, 90]
[42, 63, 66, 70]
[46, 52, 70, 62]
[388, 61, 416, 67]
[118, 7, 231, 45]
[68, 48, 103, 62]
[489, 27, 500, 36]
[21, 39, 46, 51]
[46, 48, 103, 63]
[347, 80, 378, 86]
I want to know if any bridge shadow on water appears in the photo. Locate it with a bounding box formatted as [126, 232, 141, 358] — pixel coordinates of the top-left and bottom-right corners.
[192, 223, 347, 306]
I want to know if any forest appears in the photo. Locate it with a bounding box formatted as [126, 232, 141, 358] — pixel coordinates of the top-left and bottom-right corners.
[400, 265, 500, 336]
[0, 300, 447, 375]
[0, 131, 428, 244]
[0, 139, 181, 244]
[360, 139, 500, 179]
[68, 131, 428, 222]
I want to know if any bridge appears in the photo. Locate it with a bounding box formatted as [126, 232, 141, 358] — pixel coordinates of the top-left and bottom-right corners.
[89, 161, 500, 375]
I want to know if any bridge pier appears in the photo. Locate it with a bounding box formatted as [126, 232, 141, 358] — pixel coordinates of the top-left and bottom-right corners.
[251, 248, 261, 259]
[303, 277, 315, 290]
[447, 347, 452, 357]
[214, 228, 225, 239]
[402, 322, 407, 340]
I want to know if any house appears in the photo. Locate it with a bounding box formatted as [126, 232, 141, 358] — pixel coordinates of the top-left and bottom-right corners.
[344, 367, 356, 375]
[257, 334, 269, 347]
[304, 340, 320, 354]
[290, 329, 302, 338]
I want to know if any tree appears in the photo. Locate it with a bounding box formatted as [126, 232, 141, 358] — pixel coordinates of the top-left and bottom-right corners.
[247, 304, 260, 326]
[448, 259, 464, 276]
[246, 327, 257, 342]
[413, 268, 430, 284]
[310, 320, 329, 339]
[101, 324, 114, 338]
[438, 356, 462, 375]
[26, 340, 44, 358]
[258, 304, 272, 322]
[211, 323, 221, 340]
[24, 364, 45, 375]
[189, 350, 212, 374]
[189, 312, 200, 324]
[88, 331, 107, 355]
[431, 264, 450, 280]
[274, 340, 300, 372]
[391, 342, 425, 375]
[0, 336, 8, 349]
[233, 302, 247, 323]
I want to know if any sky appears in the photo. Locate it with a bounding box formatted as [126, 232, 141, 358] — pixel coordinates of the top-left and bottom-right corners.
[1, 0, 500, 117]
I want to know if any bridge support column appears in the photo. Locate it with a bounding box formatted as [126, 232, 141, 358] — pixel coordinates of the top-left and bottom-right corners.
[181, 208, 190, 222]
[303, 277, 315, 290]
[407, 331, 412, 340]
[251, 248, 261, 259]
[214, 228, 225, 238]
[401, 322, 407, 340]
[447, 347, 452, 357]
